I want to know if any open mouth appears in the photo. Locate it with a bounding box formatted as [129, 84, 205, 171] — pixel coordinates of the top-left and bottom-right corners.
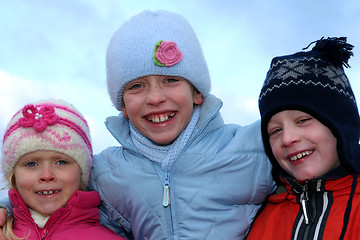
[146, 112, 175, 123]
[289, 150, 313, 161]
[36, 190, 59, 195]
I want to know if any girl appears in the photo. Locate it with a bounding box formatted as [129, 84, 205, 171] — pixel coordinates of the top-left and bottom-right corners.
[89, 9, 275, 240]
[1, 99, 124, 240]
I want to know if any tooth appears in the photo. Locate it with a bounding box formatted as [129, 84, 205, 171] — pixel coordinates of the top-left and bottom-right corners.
[297, 153, 302, 159]
[43, 191, 48, 195]
[160, 116, 165, 122]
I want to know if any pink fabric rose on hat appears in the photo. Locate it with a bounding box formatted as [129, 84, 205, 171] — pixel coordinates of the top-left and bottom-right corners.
[153, 40, 183, 67]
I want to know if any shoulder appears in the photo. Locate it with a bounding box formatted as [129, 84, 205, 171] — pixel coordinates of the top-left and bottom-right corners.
[66, 191, 101, 208]
[92, 146, 124, 174]
[196, 120, 264, 153]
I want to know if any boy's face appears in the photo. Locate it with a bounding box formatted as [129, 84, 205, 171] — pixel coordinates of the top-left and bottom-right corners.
[14, 150, 81, 216]
[121, 75, 203, 145]
[267, 110, 340, 182]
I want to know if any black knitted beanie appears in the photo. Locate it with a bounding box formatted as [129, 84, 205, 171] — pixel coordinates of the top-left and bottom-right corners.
[258, 37, 360, 181]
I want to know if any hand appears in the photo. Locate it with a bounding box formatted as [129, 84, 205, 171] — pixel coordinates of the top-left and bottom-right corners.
[0, 208, 8, 240]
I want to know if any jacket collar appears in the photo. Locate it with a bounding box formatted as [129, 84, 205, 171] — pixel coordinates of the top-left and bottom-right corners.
[280, 166, 352, 195]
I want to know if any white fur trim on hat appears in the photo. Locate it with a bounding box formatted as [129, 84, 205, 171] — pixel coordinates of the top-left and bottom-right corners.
[1, 99, 93, 187]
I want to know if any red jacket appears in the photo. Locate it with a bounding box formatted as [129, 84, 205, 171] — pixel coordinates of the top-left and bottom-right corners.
[9, 189, 125, 240]
[246, 174, 360, 240]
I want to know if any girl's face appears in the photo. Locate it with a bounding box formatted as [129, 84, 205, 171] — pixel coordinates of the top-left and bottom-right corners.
[267, 110, 340, 182]
[14, 150, 81, 217]
[121, 75, 203, 145]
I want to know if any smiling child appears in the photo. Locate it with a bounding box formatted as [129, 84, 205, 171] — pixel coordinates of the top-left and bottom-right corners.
[1, 99, 124, 240]
[246, 37, 360, 240]
[88, 10, 275, 239]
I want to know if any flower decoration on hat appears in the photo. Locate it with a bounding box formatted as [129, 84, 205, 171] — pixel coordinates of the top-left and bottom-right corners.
[18, 104, 59, 133]
[153, 40, 183, 67]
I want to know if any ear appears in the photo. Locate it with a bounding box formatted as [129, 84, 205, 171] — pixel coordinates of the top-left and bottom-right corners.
[193, 90, 204, 105]
[121, 106, 129, 118]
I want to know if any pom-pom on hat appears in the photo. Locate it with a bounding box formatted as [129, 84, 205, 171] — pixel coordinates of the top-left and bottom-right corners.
[258, 37, 360, 177]
[1, 99, 93, 187]
[106, 10, 211, 110]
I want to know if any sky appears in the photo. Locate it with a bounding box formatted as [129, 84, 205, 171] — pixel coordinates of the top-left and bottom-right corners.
[0, 0, 359, 198]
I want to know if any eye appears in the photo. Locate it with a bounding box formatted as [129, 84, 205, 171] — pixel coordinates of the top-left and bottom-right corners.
[56, 160, 69, 165]
[268, 127, 282, 136]
[297, 117, 313, 124]
[25, 162, 38, 167]
[165, 78, 179, 83]
[128, 83, 143, 89]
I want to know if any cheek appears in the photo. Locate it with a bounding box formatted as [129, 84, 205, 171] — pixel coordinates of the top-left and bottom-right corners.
[269, 139, 288, 167]
[269, 139, 280, 158]
[121, 100, 140, 119]
[13, 171, 33, 190]
[66, 168, 82, 190]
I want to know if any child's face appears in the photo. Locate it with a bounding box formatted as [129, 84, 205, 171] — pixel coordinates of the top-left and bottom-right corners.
[121, 75, 203, 145]
[267, 110, 340, 182]
[14, 150, 81, 216]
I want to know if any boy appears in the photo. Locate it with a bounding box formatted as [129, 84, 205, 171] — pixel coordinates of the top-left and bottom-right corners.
[246, 37, 360, 239]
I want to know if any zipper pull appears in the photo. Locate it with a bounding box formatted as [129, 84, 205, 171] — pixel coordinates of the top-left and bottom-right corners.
[163, 184, 171, 207]
[301, 183, 310, 224]
[162, 173, 171, 207]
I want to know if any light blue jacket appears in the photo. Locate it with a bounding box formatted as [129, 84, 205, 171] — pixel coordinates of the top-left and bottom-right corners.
[89, 94, 275, 240]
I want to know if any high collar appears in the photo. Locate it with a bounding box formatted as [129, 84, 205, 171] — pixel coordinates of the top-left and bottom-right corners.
[280, 166, 351, 195]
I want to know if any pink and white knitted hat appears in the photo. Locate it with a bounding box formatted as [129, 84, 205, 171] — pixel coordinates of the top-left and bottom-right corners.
[1, 99, 93, 187]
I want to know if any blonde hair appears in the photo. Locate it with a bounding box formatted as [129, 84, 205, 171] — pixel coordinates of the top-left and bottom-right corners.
[3, 171, 26, 240]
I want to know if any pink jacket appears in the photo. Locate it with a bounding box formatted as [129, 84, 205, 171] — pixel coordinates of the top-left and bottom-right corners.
[9, 189, 125, 240]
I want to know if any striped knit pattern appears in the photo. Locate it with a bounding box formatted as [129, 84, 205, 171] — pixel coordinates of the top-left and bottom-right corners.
[1, 99, 93, 187]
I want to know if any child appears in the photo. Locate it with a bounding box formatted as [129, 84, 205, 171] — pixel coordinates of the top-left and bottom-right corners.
[1, 99, 125, 239]
[246, 37, 360, 239]
[88, 10, 275, 240]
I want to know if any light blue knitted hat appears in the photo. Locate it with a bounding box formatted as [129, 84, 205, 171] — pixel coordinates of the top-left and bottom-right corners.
[106, 10, 211, 110]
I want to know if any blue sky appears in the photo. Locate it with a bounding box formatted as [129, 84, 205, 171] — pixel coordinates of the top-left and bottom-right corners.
[0, 0, 360, 197]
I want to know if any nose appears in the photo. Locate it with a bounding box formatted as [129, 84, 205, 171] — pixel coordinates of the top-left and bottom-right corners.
[146, 85, 166, 105]
[281, 127, 300, 147]
[39, 166, 55, 182]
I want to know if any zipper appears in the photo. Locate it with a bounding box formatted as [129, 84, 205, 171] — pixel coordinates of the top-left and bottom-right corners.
[163, 173, 171, 207]
[42, 229, 49, 239]
[299, 182, 312, 240]
[151, 162, 175, 238]
[300, 182, 311, 225]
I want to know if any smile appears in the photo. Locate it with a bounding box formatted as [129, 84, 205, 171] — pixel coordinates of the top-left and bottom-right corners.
[37, 190, 59, 195]
[146, 113, 175, 123]
[289, 150, 313, 161]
